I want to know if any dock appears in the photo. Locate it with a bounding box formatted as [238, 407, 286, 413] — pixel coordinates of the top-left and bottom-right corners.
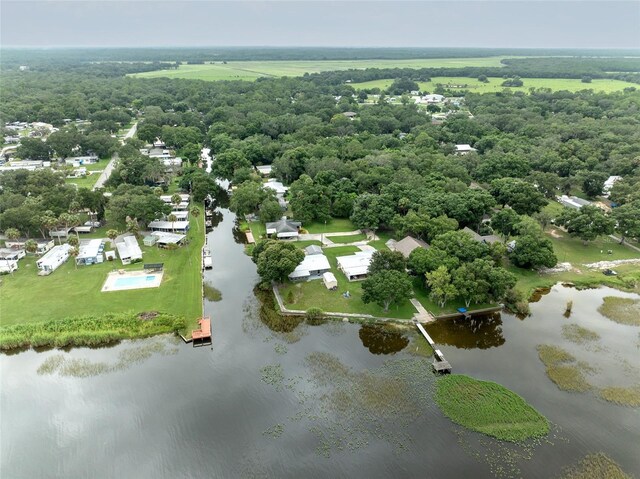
[191, 317, 212, 347]
[416, 322, 452, 374]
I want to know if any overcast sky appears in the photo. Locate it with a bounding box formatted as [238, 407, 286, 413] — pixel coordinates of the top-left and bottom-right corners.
[1, 1, 639, 49]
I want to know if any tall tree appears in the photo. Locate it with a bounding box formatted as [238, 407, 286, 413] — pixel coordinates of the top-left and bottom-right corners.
[368, 250, 407, 276]
[426, 266, 458, 308]
[254, 240, 304, 283]
[361, 270, 412, 312]
[611, 200, 640, 244]
[557, 206, 615, 244]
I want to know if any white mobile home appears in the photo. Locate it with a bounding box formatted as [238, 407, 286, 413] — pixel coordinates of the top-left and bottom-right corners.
[36, 244, 71, 275]
[322, 272, 338, 290]
[115, 235, 143, 265]
[0, 259, 18, 274]
[288, 254, 331, 281]
[336, 251, 374, 282]
[75, 239, 105, 266]
[148, 220, 190, 234]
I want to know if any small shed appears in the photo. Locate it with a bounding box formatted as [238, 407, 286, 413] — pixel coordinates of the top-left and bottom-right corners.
[143, 235, 158, 247]
[322, 272, 337, 290]
[304, 245, 323, 255]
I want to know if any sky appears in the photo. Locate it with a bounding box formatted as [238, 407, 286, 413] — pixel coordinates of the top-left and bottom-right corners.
[1, 1, 639, 49]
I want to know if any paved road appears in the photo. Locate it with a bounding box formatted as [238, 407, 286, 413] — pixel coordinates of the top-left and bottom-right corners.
[92, 122, 137, 190]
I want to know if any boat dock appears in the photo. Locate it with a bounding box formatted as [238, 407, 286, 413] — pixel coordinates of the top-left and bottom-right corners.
[415, 322, 452, 374]
[191, 317, 212, 347]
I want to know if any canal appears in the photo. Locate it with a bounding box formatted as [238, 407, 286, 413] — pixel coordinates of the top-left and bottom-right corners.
[1, 203, 639, 478]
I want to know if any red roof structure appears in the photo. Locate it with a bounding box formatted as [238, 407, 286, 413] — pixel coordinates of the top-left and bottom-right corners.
[192, 317, 211, 343]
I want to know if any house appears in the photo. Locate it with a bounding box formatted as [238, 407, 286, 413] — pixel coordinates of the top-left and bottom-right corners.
[462, 227, 501, 245]
[336, 251, 374, 281]
[67, 167, 87, 178]
[36, 244, 71, 275]
[323, 271, 338, 290]
[455, 144, 477, 155]
[153, 138, 166, 148]
[160, 193, 190, 204]
[143, 235, 158, 247]
[48, 227, 73, 240]
[264, 179, 288, 197]
[342, 111, 357, 120]
[115, 235, 143, 265]
[288, 254, 331, 281]
[151, 231, 186, 248]
[265, 217, 301, 239]
[75, 239, 105, 266]
[304, 245, 323, 255]
[65, 155, 98, 165]
[148, 220, 190, 234]
[603, 176, 622, 197]
[73, 223, 95, 234]
[423, 94, 445, 104]
[0, 259, 18, 274]
[392, 236, 429, 258]
[4, 238, 54, 255]
[558, 195, 591, 209]
[168, 210, 189, 221]
[0, 248, 26, 262]
[256, 165, 273, 177]
[160, 157, 183, 169]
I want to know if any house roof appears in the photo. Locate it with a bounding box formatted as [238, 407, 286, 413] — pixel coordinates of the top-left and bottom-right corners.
[394, 236, 429, 258]
[455, 144, 477, 152]
[150, 231, 186, 244]
[289, 254, 331, 279]
[264, 179, 288, 195]
[558, 195, 591, 209]
[77, 239, 104, 260]
[462, 227, 501, 244]
[115, 235, 142, 259]
[148, 220, 190, 231]
[304, 245, 323, 255]
[337, 251, 374, 277]
[266, 217, 301, 234]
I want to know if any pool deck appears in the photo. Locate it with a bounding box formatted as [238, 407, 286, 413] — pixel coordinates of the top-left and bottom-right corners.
[101, 270, 164, 292]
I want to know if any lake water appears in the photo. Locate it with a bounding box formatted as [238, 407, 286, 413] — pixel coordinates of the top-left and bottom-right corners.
[2, 204, 639, 478]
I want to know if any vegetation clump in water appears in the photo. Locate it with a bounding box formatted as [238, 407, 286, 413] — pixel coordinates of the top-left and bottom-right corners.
[598, 386, 640, 407]
[561, 324, 600, 344]
[434, 374, 549, 442]
[203, 283, 223, 302]
[598, 297, 640, 326]
[557, 452, 632, 479]
[536, 345, 592, 392]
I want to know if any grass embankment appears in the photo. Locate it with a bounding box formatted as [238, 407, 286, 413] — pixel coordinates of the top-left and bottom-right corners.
[435, 374, 549, 442]
[0, 205, 205, 345]
[0, 312, 184, 351]
[598, 297, 640, 326]
[352, 77, 639, 94]
[128, 57, 508, 81]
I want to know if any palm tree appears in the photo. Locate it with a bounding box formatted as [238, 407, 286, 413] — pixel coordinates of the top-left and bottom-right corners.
[67, 235, 79, 248]
[171, 193, 182, 209]
[167, 214, 178, 234]
[24, 239, 38, 255]
[125, 217, 139, 238]
[4, 228, 21, 242]
[107, 229, 119, 246]
[69, 246, 80, 269]
[190, 206, 200, 231]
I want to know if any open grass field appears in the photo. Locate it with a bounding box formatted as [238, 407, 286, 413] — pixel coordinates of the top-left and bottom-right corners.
[128, 57, 509, 81]
[0, 205, 205, 333]
[303, 218, 356, 234]
[435, 374, 549, 442]
[352, 76, 638, 94]
[327, 233, 367, 243]
[546, 229, 639, 264]
[65, 172, 100, 189]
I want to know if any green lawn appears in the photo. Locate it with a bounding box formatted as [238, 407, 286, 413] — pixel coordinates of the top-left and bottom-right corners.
[352, 76, 639, 94]
[304, 218, 356, 233]
[65, 173, 100, 190]
[327, 233, 367, 243]
[546, 229, 639, 264]
[0, 205, 205, 333]
[128, 57, 509, 81]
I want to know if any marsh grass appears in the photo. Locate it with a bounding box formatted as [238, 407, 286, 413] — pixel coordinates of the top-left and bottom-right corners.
[558, 452, 632, 479]
[536, 345, 592, 392]
[435, 375, 549, 442]
[598, 297, 640, 326]
[598, 386, 640, 407]
[0, 312, 185, 351]
[561, 324, 600, 345]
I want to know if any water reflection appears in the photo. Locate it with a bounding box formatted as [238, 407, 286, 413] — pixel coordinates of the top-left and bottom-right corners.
[529, 287, 551, 303]
[255, 287, 304, 334]
[232, 219, 248, 244]
[426, 313, 505, 349]
[358, 324, 410, 355]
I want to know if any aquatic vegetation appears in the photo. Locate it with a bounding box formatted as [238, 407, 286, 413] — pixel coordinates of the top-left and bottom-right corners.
[203, 284, 222, 302]
[537, 345, 592, 392]
[561, 324, 600, 344]
[598, 297, 640, 326]
[260, 364, 285, 390]
[273, 344, 287, 355]
[262, 423, 285, 438]
[0, 312, 185, 351]
[36, 339, 178, 377]
[435, 374, 549, 442]
[598, 386, 640, 407]
[558, 452, 632, 479]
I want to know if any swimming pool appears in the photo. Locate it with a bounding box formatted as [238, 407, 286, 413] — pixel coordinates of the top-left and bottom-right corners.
[114, 275, 157, 288]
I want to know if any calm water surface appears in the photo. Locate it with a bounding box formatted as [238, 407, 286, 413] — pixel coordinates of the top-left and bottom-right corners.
[2, 206, 639, 478]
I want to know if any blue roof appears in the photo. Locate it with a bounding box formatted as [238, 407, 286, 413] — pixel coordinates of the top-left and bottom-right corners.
[457, 307, 468, 313]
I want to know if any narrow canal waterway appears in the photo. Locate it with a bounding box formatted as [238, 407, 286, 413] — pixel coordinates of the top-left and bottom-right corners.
[2, 203, 639, 478]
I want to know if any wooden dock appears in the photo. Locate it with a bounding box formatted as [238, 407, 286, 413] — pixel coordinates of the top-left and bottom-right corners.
[191, 317, 212, 347]
[416, 322, 452, 374]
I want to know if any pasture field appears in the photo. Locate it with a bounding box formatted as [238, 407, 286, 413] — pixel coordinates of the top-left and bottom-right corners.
[128, 57, 509, 81]
[352, 76, 638, 93]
